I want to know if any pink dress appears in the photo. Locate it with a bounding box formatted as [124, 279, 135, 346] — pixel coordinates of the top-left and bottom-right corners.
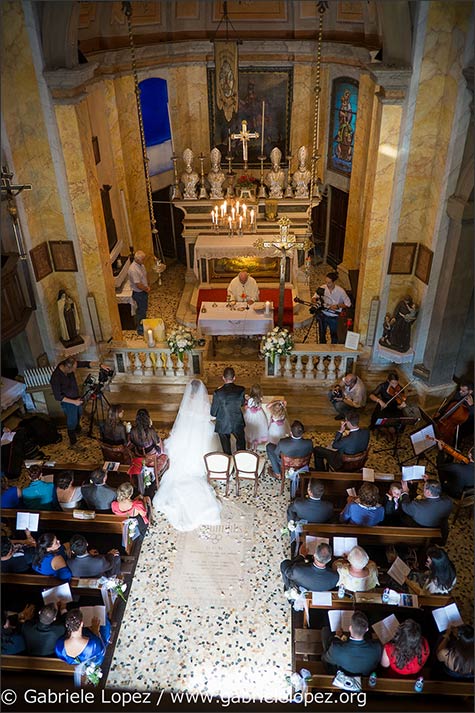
[243, 398, 269, 448]
[267, 414, 290, 445]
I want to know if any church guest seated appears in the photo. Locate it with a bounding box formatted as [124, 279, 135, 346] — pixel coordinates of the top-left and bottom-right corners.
[81, 469, 116, 512]
[400, 479, 453, 539]
[55, 608, 110, 666]
[407, 545, 456, 595]
[22, 602, 67, 657]
[54, 471, 83, 511]
[313, 411, 369, 471]
[1, 611, 26, 655]
[128, 408, 162, 458]
[22, 465, 55, 510]
[227, 270, 259, 305]
[340, 482, 384, 527]
[280, 543, 339, 595]
[438, 445, 474, 499]
[1, 475, 22, 508]
[111, 482, 149, 524]
[436, 625, 474, 680]
[67, 534, 121, 578]
[1, 531, 36, 573]
[384, 481, 403, 525]
[101, 404, 129, 446]
[1, 425, 44, 479]
[333, 545, 379, 593]
[267, 419, 312, 476]
[287, 478, 333, 524]
[321, 610, 382, 676]
[380, 619, 430, 676]
[32, 532, 72, 581]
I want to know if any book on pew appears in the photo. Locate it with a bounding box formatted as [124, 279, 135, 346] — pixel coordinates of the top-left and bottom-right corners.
[333, 537, 358, 557]
[328, 609, 353, 633]
[402, 465, 425, 481]
[372, 614, 400, 644]
[42, 582, 73, 605]
[81, 605, 106, 627]
[387, 557, 411, 586]
[432, 603, 463, 632]
[312, 591, 333, 606]
[305, 536, 330, 556]
[346, 487, 357, 497]
[73, 509, 96, 519]
[103, 461, 120, 472]
[24, 460, 44, 468]
[44, 461, 56, 467]
[362, 468, 375, 482]
[16, 512, 39, 532]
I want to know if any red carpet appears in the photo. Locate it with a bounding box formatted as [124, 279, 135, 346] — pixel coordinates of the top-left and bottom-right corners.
[197, 288, 293, 329]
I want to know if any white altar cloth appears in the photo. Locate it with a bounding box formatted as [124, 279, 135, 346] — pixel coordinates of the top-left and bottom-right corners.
[116, 281, 136, 316]
[198, 302, 274, 336]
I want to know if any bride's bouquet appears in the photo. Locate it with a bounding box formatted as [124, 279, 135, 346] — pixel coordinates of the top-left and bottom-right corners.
[167, 325, 196, 362]
[260, 326, 293, 364]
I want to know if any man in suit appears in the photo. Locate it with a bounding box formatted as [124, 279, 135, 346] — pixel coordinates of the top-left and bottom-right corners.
[22, 602, 66, 657]
[281, 542, 339, 593]
[81, 469, 116, 512]
[267, 420, 313, 477]
[322, 610, 382, 676]
[400, 479, 453, 540]
[210, 367, 246, 455]
[287, 478, 334, 524]
[67, 534, 121, 577]
[313, 411, 369, 471]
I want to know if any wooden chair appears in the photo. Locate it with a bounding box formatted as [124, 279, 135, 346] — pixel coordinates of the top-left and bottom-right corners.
[204, 452, 233, 496]
[451, 486, 474, 524]
[330, 449, 369, 473]
[233, 450, 265, 496]
[279, 453, 312, 495]
[100, 442, 133, 465]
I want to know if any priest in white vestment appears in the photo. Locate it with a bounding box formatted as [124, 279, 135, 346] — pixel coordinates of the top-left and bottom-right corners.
[227, 271, 260, 304]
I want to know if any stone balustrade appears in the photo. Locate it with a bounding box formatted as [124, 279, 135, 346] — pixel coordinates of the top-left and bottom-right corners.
[109, 344, 205, 381]
[265, 344, 362, 381]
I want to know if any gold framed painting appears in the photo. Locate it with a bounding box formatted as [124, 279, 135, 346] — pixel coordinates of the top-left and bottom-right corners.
[387, 242, 417, 275]
[415, 244, 433, 284]
[49, 241, 78, 272]
[29, 241, 53, 282]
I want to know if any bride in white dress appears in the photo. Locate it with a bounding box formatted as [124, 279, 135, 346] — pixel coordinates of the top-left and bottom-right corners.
[153, 379, 222, 531]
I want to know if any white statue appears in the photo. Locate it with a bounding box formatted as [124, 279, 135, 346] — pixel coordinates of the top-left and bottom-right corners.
[57, 289, 83, 346]
[207, 147, 225, 199]
[264, 147, 285, 199]
[181, 148, 199, 200]
[292, 145, 311, 199]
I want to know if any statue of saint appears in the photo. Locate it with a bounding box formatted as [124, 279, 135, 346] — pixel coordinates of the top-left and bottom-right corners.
[181, 148, 199, 200]
[264, 147, 285, 199]
[57, 290, 83, 346]
[379, 295, 418, 353]
[292, 146, 311, 199]
[207, 147, 225, 199]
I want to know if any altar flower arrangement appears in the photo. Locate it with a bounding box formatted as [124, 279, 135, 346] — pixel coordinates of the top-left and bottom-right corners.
[237, 174, 258, 189]
[260, 326, 293, 363]
[167, 325, 196, 362]
[84, 663, 103, 686]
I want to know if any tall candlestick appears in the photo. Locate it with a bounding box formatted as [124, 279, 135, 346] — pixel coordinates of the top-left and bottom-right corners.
[167, 103, 175, 154]
[260, 101, 265, 155]
[228, 129, 231, 154]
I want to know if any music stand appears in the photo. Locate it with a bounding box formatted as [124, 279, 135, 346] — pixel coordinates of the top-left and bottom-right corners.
[372, 416, 420, 463]
[399, 423, 438, 473]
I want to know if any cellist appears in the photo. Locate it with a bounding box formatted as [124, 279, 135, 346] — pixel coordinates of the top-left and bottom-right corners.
[434, 381, 474, 446]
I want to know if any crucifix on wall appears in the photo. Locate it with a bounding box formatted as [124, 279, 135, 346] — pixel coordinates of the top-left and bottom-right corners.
[231, 119, 259, 170]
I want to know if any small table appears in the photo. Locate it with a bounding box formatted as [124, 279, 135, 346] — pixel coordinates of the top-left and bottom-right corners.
[198, 301, 274, 356]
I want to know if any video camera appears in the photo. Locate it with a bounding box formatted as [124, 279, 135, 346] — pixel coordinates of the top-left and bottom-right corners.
[82, 366, 114, 403]
[309, 287, 325, 315]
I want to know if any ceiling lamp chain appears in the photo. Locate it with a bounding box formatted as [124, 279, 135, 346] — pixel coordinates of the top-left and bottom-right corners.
[309, 1, 327, 204]
[122, 1, 166, 281]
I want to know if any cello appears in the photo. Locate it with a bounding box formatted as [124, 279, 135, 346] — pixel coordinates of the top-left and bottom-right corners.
[434, 393, 473, 445]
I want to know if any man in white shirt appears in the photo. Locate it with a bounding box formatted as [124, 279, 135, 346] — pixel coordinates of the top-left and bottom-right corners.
[329, 372, 367, 420]
[313, 271, 351, 344]
[128, 250, 150, 335]
[227, 271, 259, 304]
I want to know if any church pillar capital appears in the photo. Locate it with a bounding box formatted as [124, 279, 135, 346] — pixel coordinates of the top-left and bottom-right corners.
[369, 66, 412, 104]
[43, 63, 99, 103]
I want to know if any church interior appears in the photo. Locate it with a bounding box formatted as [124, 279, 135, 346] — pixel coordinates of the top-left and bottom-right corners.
[1, 1, 474, 711]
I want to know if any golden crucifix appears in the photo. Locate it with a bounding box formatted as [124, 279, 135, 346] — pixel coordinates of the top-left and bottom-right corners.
[255, 217, 312, 327]
[231, 119, 259, 170]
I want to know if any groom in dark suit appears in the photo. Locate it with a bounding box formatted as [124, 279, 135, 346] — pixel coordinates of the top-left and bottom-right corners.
[210, 367, 246, 455]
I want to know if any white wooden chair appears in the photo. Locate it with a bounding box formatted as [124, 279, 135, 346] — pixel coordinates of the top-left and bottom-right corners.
[203, 452, 233, 496]
[233, 450, 265, 496]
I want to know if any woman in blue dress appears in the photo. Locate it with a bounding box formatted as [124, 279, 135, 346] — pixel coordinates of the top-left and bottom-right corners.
[55, 609, 110, 665]
[32, 532, 72, 581]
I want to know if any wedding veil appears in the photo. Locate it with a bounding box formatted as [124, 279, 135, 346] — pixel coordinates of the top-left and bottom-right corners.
[168, 379, 211, 439]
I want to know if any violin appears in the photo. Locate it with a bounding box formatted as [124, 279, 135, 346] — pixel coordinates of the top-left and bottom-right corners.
[383, 378, 416, 408]
[425, 435, 470, 464]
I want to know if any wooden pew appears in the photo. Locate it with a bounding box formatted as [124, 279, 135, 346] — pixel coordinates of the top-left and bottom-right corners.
[297, 470, 409, 505]
[300, 523, 442, 548]
[1, 655, 73, 676]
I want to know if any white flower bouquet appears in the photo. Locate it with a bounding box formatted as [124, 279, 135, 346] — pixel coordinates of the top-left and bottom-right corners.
[85, 663, 103, 686]
[167, 325, 196, 362]
[97, 576, 128, 602]
[260, 326, 293, 363]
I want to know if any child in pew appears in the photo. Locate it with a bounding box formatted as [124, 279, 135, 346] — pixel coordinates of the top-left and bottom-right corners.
[380, 618, 430, 676]
[243, 384, 269, 450]
[384, 481, 403, 525]
[55, 608, 111, 666]
[267, 400, 290, 445]
[32, 532, 72, 581]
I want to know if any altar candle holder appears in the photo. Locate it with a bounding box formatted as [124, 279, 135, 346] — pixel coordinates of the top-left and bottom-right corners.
[171, 155, 182, 200]
[284, 154, 294, 198]
[198, 153, 208, 199]
[258, 154, 267, 199]
[226, 154, 235, 197]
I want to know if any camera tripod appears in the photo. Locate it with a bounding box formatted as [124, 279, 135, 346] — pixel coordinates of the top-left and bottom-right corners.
[85, 389, 111, 439]
[294, 297, 323, 343]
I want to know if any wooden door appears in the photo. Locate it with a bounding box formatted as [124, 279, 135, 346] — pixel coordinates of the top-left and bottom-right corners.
[312, 197, 327, 259]
[327, 187, 348, 267]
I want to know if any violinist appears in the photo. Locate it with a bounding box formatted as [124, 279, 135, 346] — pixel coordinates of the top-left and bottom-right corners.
[434, 381, 474, 446]
[369, 371, 409, 430]
[437, 443, 474, 500]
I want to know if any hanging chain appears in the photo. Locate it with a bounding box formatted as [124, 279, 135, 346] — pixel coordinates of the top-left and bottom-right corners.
[122, 1, 165, 265]
[309, 2, 326, 204]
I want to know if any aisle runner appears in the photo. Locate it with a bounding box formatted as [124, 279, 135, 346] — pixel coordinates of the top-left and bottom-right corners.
[168, 500, 254, 607]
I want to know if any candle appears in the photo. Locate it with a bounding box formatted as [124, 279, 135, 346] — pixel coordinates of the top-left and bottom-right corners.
[239, 215, 243, 229]
[236, 200, 240, 214]
[261, 100, 265, 155]
[250, 208, 255, 225]
[228, 216, 232, 226]
[223, 200, 227, 214]
[231, 207, 235, 220]
[243, 204, 247, 218]
[167, 102, 175, 154]
[211, 210, 215, 224]
[265, 300, 271, 315]
[147, 329, 154, 347]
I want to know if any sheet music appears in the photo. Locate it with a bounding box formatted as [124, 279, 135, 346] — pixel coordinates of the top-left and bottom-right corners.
[362, 468, 375, 482]
[410, 424, 436, 456]
[42, 582, 72, 605]
[387, 557, 411, 585]
[328, 609, 353, 632]
[333, 537, 358, 557]
[312, 591, 332, 606]
[402, 465, 425, 481]
[15, 512, 39, 532]
[372, 614, 400, 644]
[432, 603, 463, 632]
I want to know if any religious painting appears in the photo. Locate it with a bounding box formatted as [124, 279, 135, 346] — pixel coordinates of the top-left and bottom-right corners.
[29, 242, 53, 282]
[327, 77, 359, 177]
[387, 242, 417, 275]
[49, 241, 78, 272]
[415, 244, 433, 284]
[208, 67, 293, 167]
[209, 256, 279, 281]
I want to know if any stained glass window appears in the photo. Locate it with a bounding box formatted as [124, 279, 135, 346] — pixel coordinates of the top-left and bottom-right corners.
[327, 77, 359, 177]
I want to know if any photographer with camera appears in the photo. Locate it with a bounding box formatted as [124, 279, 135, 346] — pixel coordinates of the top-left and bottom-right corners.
[329, 372, 367, 421]
[312, 272, 351, 344]
[50, 357, 112, 446]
